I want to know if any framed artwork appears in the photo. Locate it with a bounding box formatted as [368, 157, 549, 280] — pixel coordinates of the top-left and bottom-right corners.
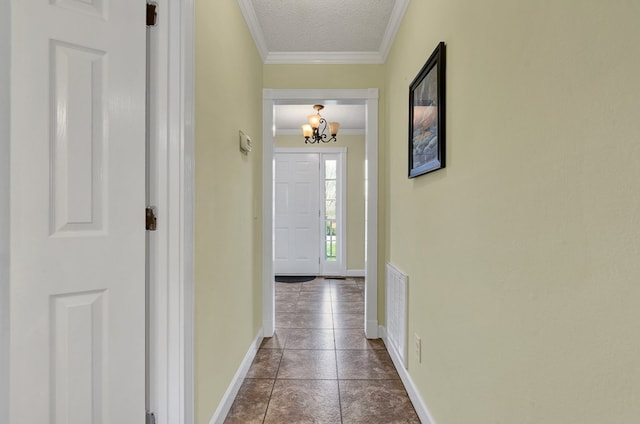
[409, 41, 446, 178]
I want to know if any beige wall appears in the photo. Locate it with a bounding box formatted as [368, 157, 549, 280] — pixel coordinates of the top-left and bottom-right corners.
[275, 135, 366, 271]
[194, 1, 263, 422]
[385, 0, 640, 423]
[264, 64, 385, 89]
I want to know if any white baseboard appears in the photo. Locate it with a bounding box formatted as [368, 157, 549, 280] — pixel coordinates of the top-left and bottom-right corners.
[209, 326, 435, 424]
[347, 269, 365, 277]
[379, 325, 437, 424]
[366, 319, 379, 338]
[209, 329, 263, 424]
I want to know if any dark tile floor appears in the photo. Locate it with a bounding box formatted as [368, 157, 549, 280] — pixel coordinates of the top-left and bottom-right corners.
[224, 277, 420, 423]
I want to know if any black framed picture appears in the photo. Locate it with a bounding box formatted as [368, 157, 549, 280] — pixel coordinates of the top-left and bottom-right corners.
[409, 42, 446, 178]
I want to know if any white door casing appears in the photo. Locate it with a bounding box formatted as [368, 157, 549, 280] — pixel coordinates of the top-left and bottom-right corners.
[145, 0, 196, 422]
[10, 0, 147, 422]
[263, 89, 379, 338]
[0, 0, 9, 422]
[274, 153, 321, 275]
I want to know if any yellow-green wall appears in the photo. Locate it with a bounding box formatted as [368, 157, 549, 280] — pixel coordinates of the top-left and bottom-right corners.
[195, 1, 640, 422]
[194, 1, 263, 422]
[275, 135, 366, 271]
[385, 0, 640, 423]
[264, 64, 385, 90]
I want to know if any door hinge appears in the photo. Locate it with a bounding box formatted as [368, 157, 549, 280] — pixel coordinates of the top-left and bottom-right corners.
[146, 2, 158, 26]
[146, 207, 157, 231]
[146, 411, 156, 424]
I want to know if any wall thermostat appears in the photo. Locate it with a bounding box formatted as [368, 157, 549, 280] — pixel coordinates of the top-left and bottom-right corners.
[239, 130, 252, 154]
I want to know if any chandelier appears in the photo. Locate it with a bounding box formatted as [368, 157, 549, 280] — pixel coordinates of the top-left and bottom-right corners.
[301, 104, 340, 144]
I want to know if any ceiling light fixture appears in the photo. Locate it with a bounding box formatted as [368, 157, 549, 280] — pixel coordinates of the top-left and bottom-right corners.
[301, 104, 340, 144]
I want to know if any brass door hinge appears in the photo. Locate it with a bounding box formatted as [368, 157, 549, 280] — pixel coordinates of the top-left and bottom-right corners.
[146, 207, 157, 231]
[147, 3, 157, 26]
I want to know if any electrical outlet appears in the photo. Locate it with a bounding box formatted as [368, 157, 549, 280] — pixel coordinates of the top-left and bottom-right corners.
[414, 334, 422, 363]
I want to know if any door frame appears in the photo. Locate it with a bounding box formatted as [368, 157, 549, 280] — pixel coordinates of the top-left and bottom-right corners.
[146, 0, 195, 423]
[0, 0, 10, 421]
[274, 147, 348, 276]
[262, 89, 379, 338]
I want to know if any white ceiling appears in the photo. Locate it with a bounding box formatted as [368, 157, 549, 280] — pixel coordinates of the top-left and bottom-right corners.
[237, 0, 410, 64]
[238, 0, 410, 134]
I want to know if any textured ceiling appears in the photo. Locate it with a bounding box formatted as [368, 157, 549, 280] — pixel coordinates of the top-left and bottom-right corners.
[253, 1, 394, 52]
[239, 1, 410, 133]
[238, 0, 410, 64]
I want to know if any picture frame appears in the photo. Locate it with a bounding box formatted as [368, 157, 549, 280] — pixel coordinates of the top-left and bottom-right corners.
[409, 41, 446, 178]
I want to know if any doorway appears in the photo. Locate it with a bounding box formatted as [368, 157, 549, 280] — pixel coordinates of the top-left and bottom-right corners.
[262, 89, 380, 339]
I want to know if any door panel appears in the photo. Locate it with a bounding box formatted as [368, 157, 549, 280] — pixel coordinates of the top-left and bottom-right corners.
[10, 0, 146, 422]
[274, 153, 320, 275]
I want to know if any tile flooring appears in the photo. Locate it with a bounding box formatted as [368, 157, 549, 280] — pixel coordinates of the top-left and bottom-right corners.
[224, 277, 420, 423]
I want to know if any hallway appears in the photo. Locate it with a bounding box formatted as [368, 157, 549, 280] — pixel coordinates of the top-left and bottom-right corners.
[224, 277, 420, 423]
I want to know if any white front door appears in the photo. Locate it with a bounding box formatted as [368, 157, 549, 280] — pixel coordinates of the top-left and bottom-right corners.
[10, 0, 147, 422]
[274, 153, 320, 275]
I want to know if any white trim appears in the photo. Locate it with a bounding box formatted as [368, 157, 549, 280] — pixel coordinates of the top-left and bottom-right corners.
[378, 0, 410, 62]
[347, 269, 365, 277]
[148, 0, 195, 422]
[274, 147, 347, 155]
[265, 51, 385, 65]
[262, 95, 275, 337]
[236, 0, 409, 65]
[208, 330, 264, 424]
[263, 89, 378, 338]
[364, 89, 379, 338]
[0, 0, 9, 420]
[181, 0, 196, 421]
[380, 326, 437, 424]
[235, 0, 268, 61]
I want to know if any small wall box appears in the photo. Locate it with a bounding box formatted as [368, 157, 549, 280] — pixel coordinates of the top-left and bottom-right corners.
[239, 130, 252, 153]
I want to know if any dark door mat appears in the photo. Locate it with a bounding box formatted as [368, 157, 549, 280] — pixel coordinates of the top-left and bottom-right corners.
[275, 275, 316, 283]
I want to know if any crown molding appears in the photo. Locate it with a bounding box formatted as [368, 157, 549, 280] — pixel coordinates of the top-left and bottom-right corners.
[379, 0, 410, 62]
[265, 51, 385, 65]
[236, 0, 269, 61]
[237, 0, 410, 65]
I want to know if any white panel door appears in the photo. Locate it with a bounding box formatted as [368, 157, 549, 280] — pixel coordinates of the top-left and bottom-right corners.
[10, 0, 146, 422]
[274, 153, 320, 275]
